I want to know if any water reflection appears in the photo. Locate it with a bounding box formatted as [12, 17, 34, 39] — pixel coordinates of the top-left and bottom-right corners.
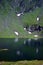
[0, 49, 8, 51]
[14, 38, 19, 42]
[16, 50, 21, 56]
[0, 38, 43, 61]
[24, 39, 31, 46]
[34, 38, 38, 40]
[36, 48, 39, 54]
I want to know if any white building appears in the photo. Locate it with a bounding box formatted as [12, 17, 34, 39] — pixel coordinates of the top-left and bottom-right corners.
[37, 17, 39, 21]
[17, 12, 23, 17]
[34, 35, 38, 37]
[24, 27, 26, 30]
[14, 31, 19, 36]
[28, 31, 32, 34]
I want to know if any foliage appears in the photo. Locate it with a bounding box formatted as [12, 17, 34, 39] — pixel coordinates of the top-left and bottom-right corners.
[0, 60, 43, 65]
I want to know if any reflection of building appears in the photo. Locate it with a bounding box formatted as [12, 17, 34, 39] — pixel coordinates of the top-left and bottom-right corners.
[16, 50, 20, 55]
[24, 39, 31, 46]
[36, 48, 39, 54]
[14, 38, 19, 42]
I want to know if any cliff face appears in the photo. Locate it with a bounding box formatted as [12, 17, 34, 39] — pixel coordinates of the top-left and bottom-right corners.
[0, 0, 43, 13]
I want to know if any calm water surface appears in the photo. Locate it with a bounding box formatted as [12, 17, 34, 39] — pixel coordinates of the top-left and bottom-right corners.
[0, 38, 43, 61]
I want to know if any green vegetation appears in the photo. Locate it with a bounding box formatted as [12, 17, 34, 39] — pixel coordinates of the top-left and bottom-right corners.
[0, 60, 43, 65]
[0, 0, 43, 38]
[0, 7, 43, 38]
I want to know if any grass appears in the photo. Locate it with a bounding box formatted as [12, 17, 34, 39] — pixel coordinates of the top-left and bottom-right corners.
[0, 7, 43, 38]
[0, 60, 43, 65]
[22, 8, 41, 25]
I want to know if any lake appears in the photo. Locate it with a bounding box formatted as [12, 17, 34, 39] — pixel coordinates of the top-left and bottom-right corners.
[0, 38, 43, 61]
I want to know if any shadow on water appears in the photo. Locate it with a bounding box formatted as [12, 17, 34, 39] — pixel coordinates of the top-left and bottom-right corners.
[0, 38, 43, 61]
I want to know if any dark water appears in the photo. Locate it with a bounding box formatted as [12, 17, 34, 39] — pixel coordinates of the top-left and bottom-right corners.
[0, 38, 43, 61]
